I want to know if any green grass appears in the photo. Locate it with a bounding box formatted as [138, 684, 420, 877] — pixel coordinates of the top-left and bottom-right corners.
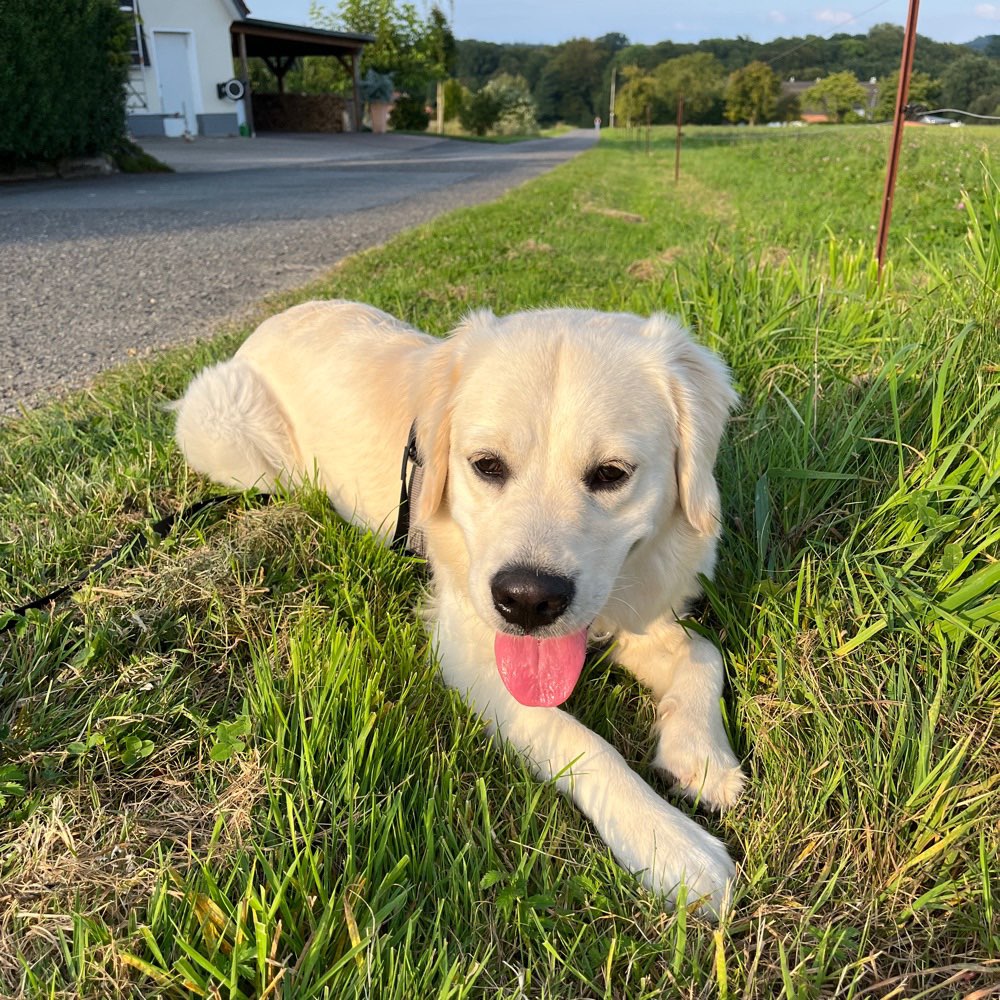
[1, 125, 999, 997]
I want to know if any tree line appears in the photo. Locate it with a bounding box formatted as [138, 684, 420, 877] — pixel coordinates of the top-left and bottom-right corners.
[455, 26, 1000, 127]
[252, 4, 1000, 131]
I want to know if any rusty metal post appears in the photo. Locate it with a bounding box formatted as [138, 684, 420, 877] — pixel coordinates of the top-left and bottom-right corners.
[674, 93, 684, 183]
[876, 0, 920, 273]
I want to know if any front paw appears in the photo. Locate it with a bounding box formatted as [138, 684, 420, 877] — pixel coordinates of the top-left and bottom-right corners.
[637, 805, 737, 917]
[654, 698, 746, 811]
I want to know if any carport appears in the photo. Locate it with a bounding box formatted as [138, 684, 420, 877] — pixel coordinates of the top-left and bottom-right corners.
[231, 19, 373, 134]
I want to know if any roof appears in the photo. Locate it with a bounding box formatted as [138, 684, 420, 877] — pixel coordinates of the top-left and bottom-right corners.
[231, 18, 374, 58]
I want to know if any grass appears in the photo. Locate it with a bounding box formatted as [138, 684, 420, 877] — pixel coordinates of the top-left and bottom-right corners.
[1, 125, 999, 997]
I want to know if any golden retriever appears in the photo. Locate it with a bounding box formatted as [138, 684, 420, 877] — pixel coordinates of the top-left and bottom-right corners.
[173, 301, 744, 913]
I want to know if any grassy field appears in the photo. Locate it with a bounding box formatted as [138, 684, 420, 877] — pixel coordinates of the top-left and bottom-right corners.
[1, 125, 998, 998]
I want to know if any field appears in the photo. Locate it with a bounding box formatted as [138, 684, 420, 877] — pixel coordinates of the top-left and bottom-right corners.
[1, 125, 998, 997]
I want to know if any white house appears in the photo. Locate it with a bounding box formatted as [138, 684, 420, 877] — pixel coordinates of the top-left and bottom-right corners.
[122, 0, 371, 138]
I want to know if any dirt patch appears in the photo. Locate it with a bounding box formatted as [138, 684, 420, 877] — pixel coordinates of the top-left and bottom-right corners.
[0, 755, 265, 993]
[506, 238, 554, 260]
[582, 204, 646, 224]
[626, 247, 685, 281]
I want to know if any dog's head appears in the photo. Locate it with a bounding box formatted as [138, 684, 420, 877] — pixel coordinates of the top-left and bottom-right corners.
[414, 309, 737, 706]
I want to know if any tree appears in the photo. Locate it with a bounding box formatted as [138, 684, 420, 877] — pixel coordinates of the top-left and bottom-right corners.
[422, 5, 455, 131]
[725, 61, 780, 125]
[534, 38, 607, 126]
[303, 0, 431, 94]
[614, 65, 658, 124]
[939, 53, 1000, 117]
[802, 71, 868, 122]
[872, 70, 939, 121]
[654, 53, 725, 123]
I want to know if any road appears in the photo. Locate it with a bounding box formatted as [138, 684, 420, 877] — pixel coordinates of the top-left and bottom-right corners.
[0, 130, 597, 416]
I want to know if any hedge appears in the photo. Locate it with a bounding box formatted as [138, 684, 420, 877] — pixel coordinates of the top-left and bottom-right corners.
[0, 0, 130, 166]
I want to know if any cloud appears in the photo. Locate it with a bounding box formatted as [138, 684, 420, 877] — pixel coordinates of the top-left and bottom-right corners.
[814, 9, 854, 25]
[768, 9, 789, 23]
[974, 2, 1000, 18]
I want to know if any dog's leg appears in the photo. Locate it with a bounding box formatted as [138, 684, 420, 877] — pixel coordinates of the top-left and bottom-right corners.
[433, 605, 736, 914]
[615, 622, 745, 812]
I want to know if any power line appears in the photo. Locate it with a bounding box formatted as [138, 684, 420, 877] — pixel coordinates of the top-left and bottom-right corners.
[922, 107, 1000, 121]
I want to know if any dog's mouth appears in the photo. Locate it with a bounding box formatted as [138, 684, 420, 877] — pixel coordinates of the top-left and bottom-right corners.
[493, 628, 588, 707]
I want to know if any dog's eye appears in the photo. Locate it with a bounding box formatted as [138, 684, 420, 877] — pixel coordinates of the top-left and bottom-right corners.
[471, 455, 509, 484]
[586, 463, 633, 491]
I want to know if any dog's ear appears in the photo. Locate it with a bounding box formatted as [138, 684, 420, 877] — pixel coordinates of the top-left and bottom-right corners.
[643, 315, 739, 536]
[413, 314, 491, 524]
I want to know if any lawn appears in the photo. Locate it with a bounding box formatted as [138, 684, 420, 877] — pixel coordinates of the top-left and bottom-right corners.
[1, 125, 998, 998]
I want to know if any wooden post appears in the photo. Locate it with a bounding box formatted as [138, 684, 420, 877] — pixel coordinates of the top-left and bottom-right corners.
[609, 67, 616, 128]
[237, 29, 255, 137]
[437, 79, 445, 134]
[876, 0, 920, 273]
[351, 51, 362, 132]
[674, 93, 684, 183]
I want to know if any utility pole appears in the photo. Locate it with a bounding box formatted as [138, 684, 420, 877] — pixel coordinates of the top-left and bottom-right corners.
[876, 0, 920, 273]
[609, 67, 616, 128]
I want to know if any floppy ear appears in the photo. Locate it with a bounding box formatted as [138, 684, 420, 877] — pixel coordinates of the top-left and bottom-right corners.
[643, 315, 739, 536]
[412, 312, 490, 525]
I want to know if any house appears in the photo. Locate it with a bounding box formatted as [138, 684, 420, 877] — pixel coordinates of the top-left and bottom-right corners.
[121, 0, 371, 138]
[781, 77, 879, 123]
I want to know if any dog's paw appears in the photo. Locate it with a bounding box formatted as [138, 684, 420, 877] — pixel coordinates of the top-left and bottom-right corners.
[636, 806, 737, 917]
[653, 698, 745, 812]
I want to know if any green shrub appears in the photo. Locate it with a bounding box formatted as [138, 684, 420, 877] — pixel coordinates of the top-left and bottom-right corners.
[389, 94, 430, 131]
[483, 73, 539, 135]
[442, 78, 465, 121]
[0, 0, 130, 167]
[458, 87, 502, 135]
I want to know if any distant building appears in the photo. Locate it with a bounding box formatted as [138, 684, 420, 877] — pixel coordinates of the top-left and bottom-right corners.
[781, 77, 879, 123]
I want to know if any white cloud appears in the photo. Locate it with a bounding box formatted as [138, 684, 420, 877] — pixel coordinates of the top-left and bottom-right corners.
[815, 9, 854, 25]
[974, 3, 1000, 18]
[769, 9, 789, 23]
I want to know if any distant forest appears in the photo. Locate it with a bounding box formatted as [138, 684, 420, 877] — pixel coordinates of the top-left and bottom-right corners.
[453, 26, 1000, 126]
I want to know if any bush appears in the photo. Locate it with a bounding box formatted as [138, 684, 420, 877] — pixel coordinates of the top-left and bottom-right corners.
[389, 94, 431, 131]
[442, 78, 465, 121]
[0, 0, 130, 166]
[459, 88, 503, 136]
[483, 73, 539, 135]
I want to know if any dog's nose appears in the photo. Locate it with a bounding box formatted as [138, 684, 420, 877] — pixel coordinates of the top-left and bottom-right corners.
[490, 566, 575, 632]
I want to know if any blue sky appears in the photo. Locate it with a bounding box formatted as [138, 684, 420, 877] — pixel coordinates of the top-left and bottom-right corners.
[247, 1, 999, 47]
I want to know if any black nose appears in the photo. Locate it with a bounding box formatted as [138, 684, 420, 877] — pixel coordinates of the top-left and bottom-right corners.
[490, 566, 575, 632]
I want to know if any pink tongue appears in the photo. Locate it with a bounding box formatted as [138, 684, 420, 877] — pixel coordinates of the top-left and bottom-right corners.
[494, 628, 588, 707]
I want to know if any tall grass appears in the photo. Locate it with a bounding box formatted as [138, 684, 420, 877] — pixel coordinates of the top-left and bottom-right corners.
[1, 127, 998, 997]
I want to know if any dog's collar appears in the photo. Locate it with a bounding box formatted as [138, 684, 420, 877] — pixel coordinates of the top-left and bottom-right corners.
[391, 420, 427, 558]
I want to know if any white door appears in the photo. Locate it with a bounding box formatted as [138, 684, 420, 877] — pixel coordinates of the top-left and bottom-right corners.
[154, 31, 197, 134]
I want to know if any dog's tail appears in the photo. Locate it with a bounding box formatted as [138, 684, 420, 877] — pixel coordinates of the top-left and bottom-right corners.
[170, 359, 298, 492]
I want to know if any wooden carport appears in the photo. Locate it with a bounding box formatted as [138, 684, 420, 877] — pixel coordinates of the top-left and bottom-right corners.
[231, 19, 373, 135]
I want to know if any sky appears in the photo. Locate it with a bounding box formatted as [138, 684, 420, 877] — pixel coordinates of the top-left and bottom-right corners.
[247, 0, 999, 47]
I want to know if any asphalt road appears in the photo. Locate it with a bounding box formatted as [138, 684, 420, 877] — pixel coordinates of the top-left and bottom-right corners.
[0, 129, 597, 416]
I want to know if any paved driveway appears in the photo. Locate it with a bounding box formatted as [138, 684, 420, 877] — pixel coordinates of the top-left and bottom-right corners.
[0, 130, 597, 415]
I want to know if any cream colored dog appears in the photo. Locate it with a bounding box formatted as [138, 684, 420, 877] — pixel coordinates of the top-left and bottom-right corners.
[173, 301, 744, 913]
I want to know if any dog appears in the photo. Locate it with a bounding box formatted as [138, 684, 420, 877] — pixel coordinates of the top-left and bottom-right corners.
[173, 300, 744, 913]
